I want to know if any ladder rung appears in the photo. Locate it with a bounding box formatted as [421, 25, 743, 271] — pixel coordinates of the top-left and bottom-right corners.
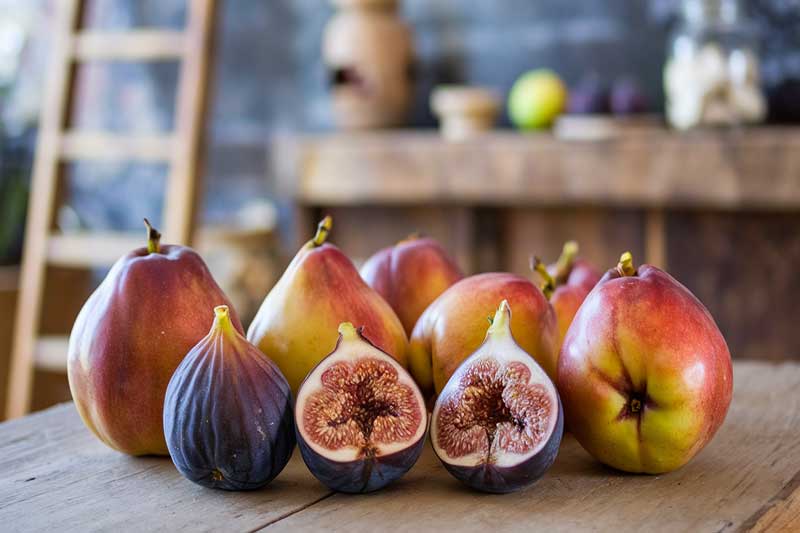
[60, 132, 174, 162]
[35, 336, 69, 372]
[47, 232, 143, 268]
[72, 30, 186, 61]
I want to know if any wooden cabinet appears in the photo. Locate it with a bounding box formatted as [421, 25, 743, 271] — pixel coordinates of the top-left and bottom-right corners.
[274, 128, 800, 360]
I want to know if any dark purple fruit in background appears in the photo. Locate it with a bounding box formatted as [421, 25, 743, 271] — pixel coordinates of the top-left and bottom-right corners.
[295, 322, 427, 493]
[431, 300, 563, 494]
[163, 305, 294, 491]
[610, 77, 648, 115]
[568, 75, 610, 114]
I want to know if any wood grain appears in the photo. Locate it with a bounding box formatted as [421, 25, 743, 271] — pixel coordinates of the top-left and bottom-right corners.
[275, 129, 800, 210]
[1, 362, 799, 532]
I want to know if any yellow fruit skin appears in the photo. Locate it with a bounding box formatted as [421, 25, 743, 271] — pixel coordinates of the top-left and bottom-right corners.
[247, 241, 408, 394]
[408, 272, 558, 395]
[508, 69, 567, 130]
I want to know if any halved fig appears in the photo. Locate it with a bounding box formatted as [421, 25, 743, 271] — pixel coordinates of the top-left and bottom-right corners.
[295, 322, 428, 493]
[431, 300, 563, 493]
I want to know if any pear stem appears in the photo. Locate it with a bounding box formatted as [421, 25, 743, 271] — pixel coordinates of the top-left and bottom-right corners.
[487, 300, 511, 337]
[617, 251, 636, 277]
[530, 256, 555, 300]
[143, 218, 161, 254]
[312, 216, 333, 247]
[213, 305, 234, 333]
[338, 322, 360, 341]
[554, 241, 579, 283]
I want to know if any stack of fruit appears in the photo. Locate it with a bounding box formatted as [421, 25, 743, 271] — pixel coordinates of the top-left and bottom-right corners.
[68, 216, 733, 494]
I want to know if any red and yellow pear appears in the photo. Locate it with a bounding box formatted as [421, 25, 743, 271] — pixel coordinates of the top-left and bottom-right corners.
[68, 220, 243, 456]
[247, 216, 408, 393]
[360, 235, 463, 336]
[408, 272, 558, 395]
[557, 252, 733, 473]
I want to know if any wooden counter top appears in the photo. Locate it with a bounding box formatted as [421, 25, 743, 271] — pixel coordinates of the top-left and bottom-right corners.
[1, 361, 799, 531]
[275, 128, 800, 210]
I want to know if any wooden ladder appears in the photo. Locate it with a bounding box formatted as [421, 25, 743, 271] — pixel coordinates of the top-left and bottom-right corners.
[5, 0, 217, 419]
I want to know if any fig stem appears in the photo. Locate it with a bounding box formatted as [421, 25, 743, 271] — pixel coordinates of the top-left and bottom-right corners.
[338, 322, 360, 341]
[487, 300, 511, 337]
[312, 215, 333, 247]
[530, 256, 555, 300]
[554, 241, 579, 283]
[143, 218, 161, 254]
[617, 251, 636, 277]
[213, 305, 234, 333]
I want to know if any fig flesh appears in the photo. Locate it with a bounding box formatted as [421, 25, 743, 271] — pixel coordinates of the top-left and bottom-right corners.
[431, 300, 563, 493]
[295, 322, 427, 493]
[164, 305, 295, 490]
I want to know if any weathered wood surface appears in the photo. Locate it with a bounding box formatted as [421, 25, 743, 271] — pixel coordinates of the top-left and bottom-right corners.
[1, 361, 799, 532]
[275, 128, 800, 210]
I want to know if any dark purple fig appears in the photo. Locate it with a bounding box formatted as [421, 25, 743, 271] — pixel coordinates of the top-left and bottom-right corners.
[568, 75, 610, 114]
[431, 300, 563, 494]
[610, 77, 648, 115]
[163, 305, 294, 491]
[295, 322, 427, 493]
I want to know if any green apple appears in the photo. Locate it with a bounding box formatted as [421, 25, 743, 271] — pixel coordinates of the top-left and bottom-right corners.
[508, 69, 567, 130]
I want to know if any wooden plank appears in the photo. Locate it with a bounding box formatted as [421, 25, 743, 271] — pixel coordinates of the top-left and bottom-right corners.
[504, 208, 645, 278]
[0, 404, 331, 531]
[0, 362, 798, 531]
[644, 208, 667, 269]
[5, 0, 81, 419]
[33, 336, 69, 373]
[261, 362, 800, 532]
[46, 232, 141, 268]
[72, 30, 185, 61]
[161, 0, 216, 245]
[60, 132, 174, 162]
[274, 129, 800, 210]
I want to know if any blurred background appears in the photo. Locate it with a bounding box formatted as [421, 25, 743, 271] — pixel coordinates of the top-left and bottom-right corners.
[1, 0, 799, 417]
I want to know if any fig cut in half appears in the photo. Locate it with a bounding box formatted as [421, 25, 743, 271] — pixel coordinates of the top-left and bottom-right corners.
[295, 322, 428, 493]
[431, 300, 563, 493]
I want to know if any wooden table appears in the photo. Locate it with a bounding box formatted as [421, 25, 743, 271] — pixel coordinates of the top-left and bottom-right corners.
[2, 361, 799, 532]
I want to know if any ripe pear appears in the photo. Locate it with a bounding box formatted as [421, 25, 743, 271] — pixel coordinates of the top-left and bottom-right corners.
[360, 235, 463, 336]
[408, 272, 558, 396]
[532, 241, 601, 352]
[68, 220, 243, 456]
[247, 216, 408, 393]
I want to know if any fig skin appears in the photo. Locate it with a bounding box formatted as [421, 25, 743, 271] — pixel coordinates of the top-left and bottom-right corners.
[360, 235, 463, 336]
[408, 272, 558, 395]
[432, 301, 563, 494]
[68, 220, 243, 456]
[164, 305, 294, 490]
[558, 252, 733, 474]
[247, 216, 408, 394]
[295, 323, 427, 493]
[296, 430, 425, 494]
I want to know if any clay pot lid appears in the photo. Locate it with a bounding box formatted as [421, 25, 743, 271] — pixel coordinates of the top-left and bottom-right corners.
[431, 86, 500, 117]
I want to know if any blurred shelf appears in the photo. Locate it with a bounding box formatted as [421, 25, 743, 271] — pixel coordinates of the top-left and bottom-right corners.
[72, 30, 185, 61]
[275, 127, 800, 211]
[46, 232, 141, 268]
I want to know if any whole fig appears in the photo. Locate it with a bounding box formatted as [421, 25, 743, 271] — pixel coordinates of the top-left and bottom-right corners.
[68, 220, 242, 456]
[164, 305, 294, 490]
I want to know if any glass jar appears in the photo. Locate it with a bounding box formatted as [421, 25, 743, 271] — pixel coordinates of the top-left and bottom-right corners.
[664, 0, 766, 130]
